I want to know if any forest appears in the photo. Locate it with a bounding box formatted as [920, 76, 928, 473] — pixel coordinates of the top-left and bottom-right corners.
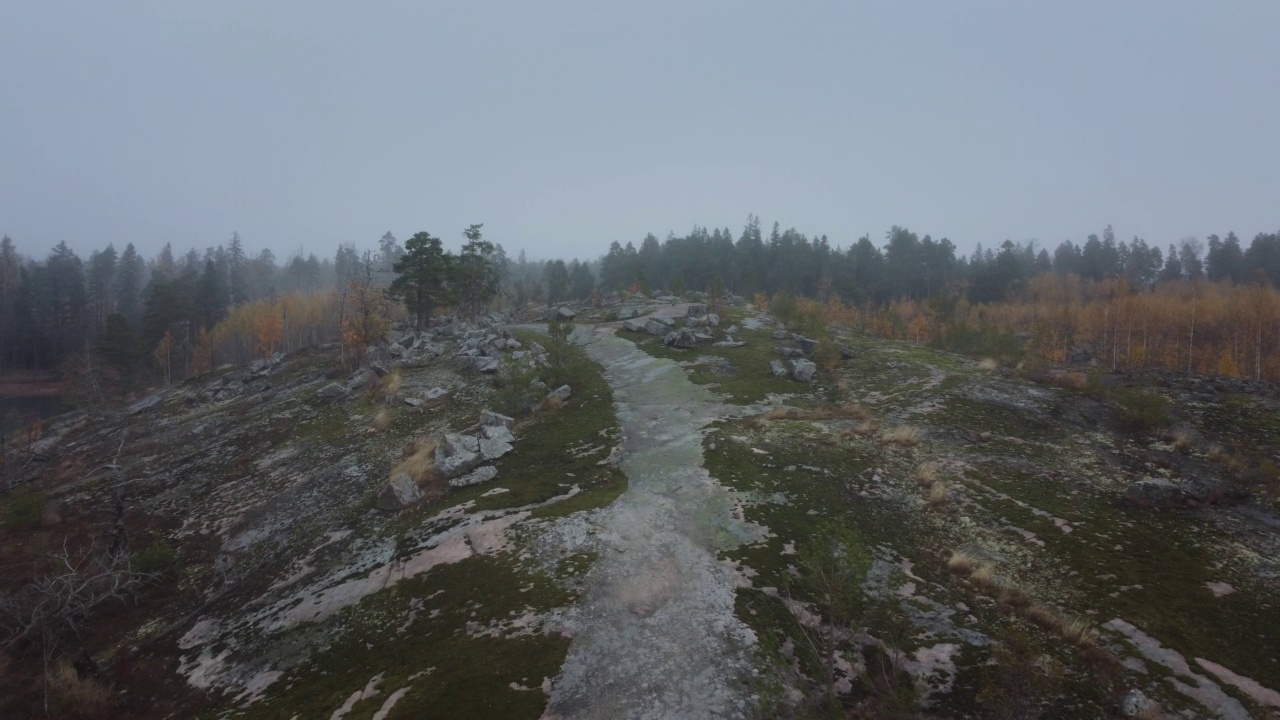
[2, 217, 1280, 395]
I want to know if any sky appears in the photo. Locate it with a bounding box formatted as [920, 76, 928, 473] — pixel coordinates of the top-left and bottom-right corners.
[2, 1, 1278, 262]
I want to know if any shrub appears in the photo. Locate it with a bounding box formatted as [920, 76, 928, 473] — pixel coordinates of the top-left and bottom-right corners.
[545, 319, 585, 388]
[50, 661, 112, 718]
[1111, 388, 1171, 430]
[494, 360, 541, 418]
[132, 535, 179, 575]
[1, 486, 44, 531]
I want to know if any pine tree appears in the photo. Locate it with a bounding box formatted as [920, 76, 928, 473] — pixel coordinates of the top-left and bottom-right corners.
[389, 232, 452, 330]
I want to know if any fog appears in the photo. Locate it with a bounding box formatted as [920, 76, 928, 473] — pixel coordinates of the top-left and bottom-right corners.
[2, 1, 1277, 259]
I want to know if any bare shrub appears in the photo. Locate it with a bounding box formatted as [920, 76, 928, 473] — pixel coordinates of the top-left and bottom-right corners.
[880, 425, 922, 446]
[916, 461, 942, 487]
[51, 661, 112, 718]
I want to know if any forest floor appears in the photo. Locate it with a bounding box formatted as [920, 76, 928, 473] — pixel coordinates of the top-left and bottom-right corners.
[2, 302, 1280, 719]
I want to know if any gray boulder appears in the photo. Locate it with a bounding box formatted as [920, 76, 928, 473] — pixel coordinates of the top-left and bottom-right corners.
[693, 332, 715, 343]
[1180, 477, 1250, 506]
[1121, 690, 1155, 718]
[425, 387, 450, 403]
[129, 394, 163, 414]
[482, 423, 515, 443]
[1123, 478, 1184, 508]
[450, 465, 498, 488]
[623, 318, 647, 333]
[617, 307, 638, 320]
[436, 434, 482, 478]
[652, 315, 675, 327]
[479, 434, 513, 461]
[480, 409, 515, 429]
[794, 336, 819, 355]
[645, 318, 669, 335]
[387, 342, 405, 358]
[553, 306, 577, 320]
[316, 382, 348, 400]
[770, 360, 788, 378]
[790, 359, 817, 382]
[377, 473, 424, 510]
[775, 346, 804, 358]
[714, 340, 746, 348]
[664, 329, 698, 348]
[404, 397, 423, 408]
[685, 316, 707, 329]
[706, 313, 720, 327]
[547, 385, 572, 402]
[687, 304, 707, 318]
[772, 330, 788, 340]
[475, 357, 500, 373]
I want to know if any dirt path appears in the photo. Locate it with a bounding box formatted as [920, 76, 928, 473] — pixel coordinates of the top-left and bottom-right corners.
[543, 310, 764, 719]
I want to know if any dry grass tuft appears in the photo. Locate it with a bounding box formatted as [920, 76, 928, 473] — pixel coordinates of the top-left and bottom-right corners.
[541, 395, 565, 412]
[370, 408, 393, 432]
[1206, 442, 1226, 461]
[52, 661, 112, 718]
[841, 419, 882, 440]
[916, 460, 942, 487]
[927, 482, 949, 507]
[761, 402, 873, 423]
[1060, 617, 1095, 647]
[969, 563, 998, 591]
[995, 582, 1032, 609]
[977, 357, 999, 371]
[378, 368, 403, 400]
[1024, 604, 1062, 632]
[394, 436, 444, 500]
[947, 551, 977, 575]
[881, 425, 922, 446]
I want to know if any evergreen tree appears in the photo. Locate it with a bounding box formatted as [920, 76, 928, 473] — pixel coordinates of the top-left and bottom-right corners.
[116, 243, 145, 328]
[389, 231, 452, 330]
[454, 224, 501, 317]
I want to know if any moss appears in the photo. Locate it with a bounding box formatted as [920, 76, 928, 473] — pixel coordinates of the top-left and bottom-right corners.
[231, 553, 572, 720]
[621, 327, 810, 404]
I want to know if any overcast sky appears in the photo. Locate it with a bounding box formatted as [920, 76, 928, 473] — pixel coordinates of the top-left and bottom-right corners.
[2, 1, 1277, 261]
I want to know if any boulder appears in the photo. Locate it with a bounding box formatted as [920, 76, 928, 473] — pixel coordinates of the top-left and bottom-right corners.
[404, 397, 423, 408]
[1180, 477, 1250, 506]
[1123, 478, 1184, 508]
[479, 433, 514, 461]
[726, 324, 739, 335]
[685, 316, 707, 329]
[529, 341, 547, 355]
[664, 329, 698, 348]
[687, 304, 707, 318]
[377, 473, 424, 510]
[772, 330, 788, 340]
[450, 465, 499, 488]
[554, 306, 577, 320]
[794, 336, 819, 355]
[617, 307, 638, 320]
[547, 385, 572, 402]
[841, 346, 856, 359]
[316, 383, 348, 400]
[775, 346, 804, 358]
[482, 424, 515, 444]
[623, 318, 648, 333]
[425, 387, 450, 403]
[790, 359, 817, 382]
[436, 434, 483, 478]
[370, 362, 390, 377]
[475, 357, 501, 373]
[645, 318, 669, 335]
[129, 394, 163, 414]
[714, 340, 746, 348]
[480, 410, 515, 429]
[693, 332, 715, 343]
[770, 360, 788, 378]
[706, 313, 720, 327]
[387, 342, 405, 358]
[249, 359, 268, 374]
[651, 315, 675, 327]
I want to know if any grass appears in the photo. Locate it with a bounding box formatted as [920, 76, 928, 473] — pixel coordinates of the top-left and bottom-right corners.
[371, 408, 393, 432]
[1, 486, 44, 531]
[977, 357, 998, 371]
[926, 482, 949, 508]
[947, 551, 977, 575]
[626, 324, 811, 404]
[915, 461, 942, 487]
[880, 425, 922, 446]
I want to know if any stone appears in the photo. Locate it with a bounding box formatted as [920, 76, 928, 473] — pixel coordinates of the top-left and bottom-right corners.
[686, 304, 707, 318]
[479, 435, 513, 461]
[249, 359, 268, 374]
[841, 346, 856, 359]
[425, 387, 450, 402]
[450, 465, 498, 488]
[370, 362, 389, 377]
[475, 357, 501, 373]
[436, 445, 481, 479]
[1121, 689, 1155, 718]
[645, 318, 669, 335]
[529, 341, 547, 355]
[772, 330, 788, 340]
[685, 316, 707, 329]
[617, 307, 638, 320]
[794, 336, 819, 355]
[480, 410, 515, 429]
[726, 324, 739, 335]
[665, 329, 698, 348]
[693, 332, 715, 343]
[482, 424, 515, 443]
[714, 340, 746, 348]
[1180, 477, 1250, 506]
[441, 433, 480, 456]
[775, 346, 804, 358]
[547, 385, 572, 402]
[790, 359, 817, 382]
[377, 473, 423, 510]
[651, 315, 675, 327]
[554, 306, 577, 320]
[403, 397, 423, 408]
[1123, 478, 1184, 508]
[663, 331, 678, 346]
[770, 360, 788, 377]
[387, 342, 405, 358]
[316, 383, 348, 400]
[706, 313, 720, 327]
[623, 318, 648, 333]
[129, 394, 162, 414]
